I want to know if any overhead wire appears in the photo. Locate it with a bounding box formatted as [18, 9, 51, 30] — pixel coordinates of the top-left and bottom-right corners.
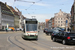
[24, 0, 42, 15]
[15, 0, 35, 3]
[14, 0, 42, 15]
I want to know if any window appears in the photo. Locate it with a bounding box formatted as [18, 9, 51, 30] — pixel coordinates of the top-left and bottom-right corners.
[26, 24, 37, 31]
[61, 21, 62, 23]
[61, 24, 62, 26]
[58, 21, 60, 23]
[61, 18, 62, 20]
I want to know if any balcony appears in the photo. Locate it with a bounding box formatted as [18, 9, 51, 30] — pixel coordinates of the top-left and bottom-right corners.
[2, 10, 13, 16]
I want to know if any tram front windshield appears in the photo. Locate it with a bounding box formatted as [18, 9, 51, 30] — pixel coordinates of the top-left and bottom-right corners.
[26, 24, 37, 31]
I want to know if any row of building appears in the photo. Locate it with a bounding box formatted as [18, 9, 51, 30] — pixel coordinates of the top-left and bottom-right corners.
[71, 0, 75, 32]
[45, 9, 71, 29]
[0, 1, 26, 30]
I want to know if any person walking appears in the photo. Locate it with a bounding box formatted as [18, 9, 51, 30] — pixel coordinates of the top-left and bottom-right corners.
[6, 28, 8, 32]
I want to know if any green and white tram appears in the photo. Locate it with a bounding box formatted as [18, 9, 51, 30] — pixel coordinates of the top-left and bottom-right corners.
[22, 19, 38, 40]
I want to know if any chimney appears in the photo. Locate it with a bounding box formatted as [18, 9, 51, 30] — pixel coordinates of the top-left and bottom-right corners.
[60, 9, 61, 11]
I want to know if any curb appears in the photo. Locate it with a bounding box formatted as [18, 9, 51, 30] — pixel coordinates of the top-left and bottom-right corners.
[0, 31, 24, 34]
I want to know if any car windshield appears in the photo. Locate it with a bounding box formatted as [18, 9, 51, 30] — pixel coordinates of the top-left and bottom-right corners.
[48, 29, 53, 31]
[53, 30, 59, 34]
[26, 24, 37, 31]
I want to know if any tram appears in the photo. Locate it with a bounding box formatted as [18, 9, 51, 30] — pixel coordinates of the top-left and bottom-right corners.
[22, 18, 38, 40]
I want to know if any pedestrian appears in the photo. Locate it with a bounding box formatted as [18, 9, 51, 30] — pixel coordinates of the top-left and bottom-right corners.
[6, 28, 8, 32]
[69, 28, 71, 32]
[68, 28, 69, 31]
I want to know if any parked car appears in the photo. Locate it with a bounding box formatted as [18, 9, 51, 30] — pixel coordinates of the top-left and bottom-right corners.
[45, 29, 54, 35]
[51, 31, 75, 45]
[7, 29, 11, 31]
[51, 30, 59, 35]
[15, 28, 23, 31]
[9, 27, 15, 31]
[19, 28, 23, 31]
[43, 28, 48, 33]
[54, 27, 65, 31]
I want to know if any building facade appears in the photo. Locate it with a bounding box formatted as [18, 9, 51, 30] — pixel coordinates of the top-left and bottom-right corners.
[48, 17, 54, 29]
[8, 6, 19, 28]
[38, 22, 45, 30]
[0, 2, 14, 30]
[71, 0, 75, 32]
[15, 7, 26, 28]
[51, 18, 54, 28]
[54, 9, 71, 29]
[48, 19, 52, 29]
[45, 19, 50, 29]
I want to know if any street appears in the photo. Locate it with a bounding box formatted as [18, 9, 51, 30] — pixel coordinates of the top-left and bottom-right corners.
[0, 31, 75, 50]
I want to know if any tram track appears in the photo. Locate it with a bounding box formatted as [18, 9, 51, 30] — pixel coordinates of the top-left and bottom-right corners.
[8, 36, 25, 50]
[15, 35, 50, 50]
[16, 34, 53, 50]
[14, 35, 36, 50]
[8, 34, 36, 50]
[7, 33, 74, 50]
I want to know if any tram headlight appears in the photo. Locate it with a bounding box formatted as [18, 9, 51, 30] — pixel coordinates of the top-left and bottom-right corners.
[28, 34, 30, 36]
[35, 34, 36, 36]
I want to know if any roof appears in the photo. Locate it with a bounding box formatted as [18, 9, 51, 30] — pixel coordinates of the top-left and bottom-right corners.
[9, 6, 19, 16]
[0, 1, 14, 16]
[45, 19, 50, 22]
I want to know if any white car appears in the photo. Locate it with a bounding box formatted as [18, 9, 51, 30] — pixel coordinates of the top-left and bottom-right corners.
[7, 29, 11, 31]
[15, 28, 23, 31]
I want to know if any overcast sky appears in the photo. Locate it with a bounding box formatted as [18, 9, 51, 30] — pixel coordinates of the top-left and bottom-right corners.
[0, 0, 74, 22]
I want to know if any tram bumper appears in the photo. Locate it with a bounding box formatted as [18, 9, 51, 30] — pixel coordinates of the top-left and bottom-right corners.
[23, 35, 38, 39]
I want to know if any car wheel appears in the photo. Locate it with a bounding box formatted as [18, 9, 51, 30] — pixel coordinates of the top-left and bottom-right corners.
[62, 40, 66, 45]
[53, 38, 56, 42]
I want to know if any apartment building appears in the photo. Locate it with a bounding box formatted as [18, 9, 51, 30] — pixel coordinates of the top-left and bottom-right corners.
[71, 0, 75, 32]
[15, 7, 26, 28]
[54, 9, 71, 29]
[45, 19, 50, 29]
[0, 2, 14, 30]
[48, 19, 52, 29]
[8, 6, 19, 28]
[38, 22, 45, 30]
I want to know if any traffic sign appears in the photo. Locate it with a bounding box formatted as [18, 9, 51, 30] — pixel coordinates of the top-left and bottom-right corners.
[66, 20, 68, 23]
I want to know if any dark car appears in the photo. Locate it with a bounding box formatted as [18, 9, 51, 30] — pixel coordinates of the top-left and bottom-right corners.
[51, 31, 75, 45]
[43, 28, 48, 33]
[45, 29, 54, 35]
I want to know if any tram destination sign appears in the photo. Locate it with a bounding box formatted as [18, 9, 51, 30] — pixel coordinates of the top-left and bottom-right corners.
[26, 21, 37, 24]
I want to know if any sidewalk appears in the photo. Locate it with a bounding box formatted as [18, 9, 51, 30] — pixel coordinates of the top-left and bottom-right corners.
[0, 31, 24, 34]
